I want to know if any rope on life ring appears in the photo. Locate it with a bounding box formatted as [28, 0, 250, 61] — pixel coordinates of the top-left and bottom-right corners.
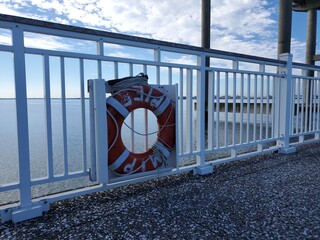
[106, 73, 175, 175]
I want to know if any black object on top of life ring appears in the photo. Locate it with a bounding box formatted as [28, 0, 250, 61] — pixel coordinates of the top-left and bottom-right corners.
[106, 73, 175, 175]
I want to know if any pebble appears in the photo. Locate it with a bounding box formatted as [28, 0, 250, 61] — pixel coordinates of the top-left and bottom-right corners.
[1, 142, 320, 239]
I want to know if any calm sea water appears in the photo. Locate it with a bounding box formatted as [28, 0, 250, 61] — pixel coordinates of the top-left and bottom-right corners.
[0, 99, 271, 204]
[0, 99, 168, 204]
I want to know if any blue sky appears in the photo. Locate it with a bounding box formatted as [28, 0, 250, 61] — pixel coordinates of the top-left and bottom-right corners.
[0, 0, 319, 62]
[0, 0, 319, 98]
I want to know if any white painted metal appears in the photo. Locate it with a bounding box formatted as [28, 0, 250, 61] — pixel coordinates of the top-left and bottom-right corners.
[265, 75, 270, 140]
[79, 59, 88, 173]
[240, 73, 244, 144]
[186, 68, 193, 154]
[216, 71, 221, 148]
[178, 68, 184, 155]
[207, 70, 214, 150]
[1, 16, 320, 223]
[92, 79, 108, 184]
[89, 81, 97, 182]
[43, 54, 54, 179]
[12, 25, 32, 209]
[60, 57, 69, 175]
[224, 72, 228, 147]
[194, 55, 212, 174]
[276, 53, 296, 153]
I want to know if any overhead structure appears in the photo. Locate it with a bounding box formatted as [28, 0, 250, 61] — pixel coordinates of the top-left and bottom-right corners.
[278, 0, 293, 56]
[292, 0, 320, 11]
[201, 0, 211, 49]
[278, 0, 320, 111]
[278, 0, 319, 69]
[201, 0, 211, 107]
[293, 0, 319, 68]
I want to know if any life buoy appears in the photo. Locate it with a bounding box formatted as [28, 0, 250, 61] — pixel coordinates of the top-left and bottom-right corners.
[106, 85, 175, 175]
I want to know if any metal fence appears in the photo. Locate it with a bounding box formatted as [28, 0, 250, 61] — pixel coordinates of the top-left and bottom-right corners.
[0, 14, 319, 223]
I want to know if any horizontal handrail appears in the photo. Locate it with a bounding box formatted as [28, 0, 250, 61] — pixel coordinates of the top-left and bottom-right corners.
[0, 13, 288, 65]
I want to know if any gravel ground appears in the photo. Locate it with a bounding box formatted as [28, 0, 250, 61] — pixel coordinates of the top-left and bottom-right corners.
[1, 142, 320, 239]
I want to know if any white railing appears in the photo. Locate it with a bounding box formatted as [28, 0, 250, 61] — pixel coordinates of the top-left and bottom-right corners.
[290, 63, 320, 142]
[0, 14, 319, 223]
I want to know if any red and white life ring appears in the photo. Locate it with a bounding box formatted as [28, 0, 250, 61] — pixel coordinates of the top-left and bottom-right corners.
[106, 85, 175, 175]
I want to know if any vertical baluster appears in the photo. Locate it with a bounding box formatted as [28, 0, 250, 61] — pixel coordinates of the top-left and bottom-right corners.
[168, 67, 172, 85]
[216, 71, 221, 148]
[153, 49, 161, 151]
[97, 40, 103, 79]
[114, 62, 118, 79]
[128, 63, 135, 152]
[240, 73, 244, 144]
[289, 77, 295, 135]
[295, 78, 300, 134]
[155, 48, 161, 85]
[208, 71, 214, 150]
[259, 64, 265, 141]
[253, 75, 257, 142]
[79, 59, 87, 173]
[301, 78, 306, 133]
[144, 64, 149, 151]
[186, 69, 193, 153]
[179, 68, 184, 154]
[304, 78, 310, 132]
[260, 75, 264, 140]
[308, 80, 313, 131]
[60, 57, 68, 175]
[298, 78, 304, 141]
[276, 75, 282, 138]
[43, 54, 53, 178]
[246, 74, 251, 143]
[266, 75, 270, 139]
[224, 72, 228, 147]
[317, 79, 320, 131]
[312, 80, 316, 131]
[232, 72, 236, 145]
[271, 76, 275, 139]
[232, 60, 238, 146]
[89, 80, 96, 181]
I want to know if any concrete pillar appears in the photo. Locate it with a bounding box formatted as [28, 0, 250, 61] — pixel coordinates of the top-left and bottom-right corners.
[306, 9, 317, 73]
[304, 9, 317, 122]
[201, 0, 211, 49]
[278, 0, 292, 56]
[201, 0, 210, 113]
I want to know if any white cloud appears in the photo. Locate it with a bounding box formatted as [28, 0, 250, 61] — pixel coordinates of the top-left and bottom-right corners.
[23, 33, 77, 51]
[0, 0, 306, 61]
[211, 33, 278, 59]
[97, 1, 201, 45]
[211, 0, 275, 38]
[53, 17, 69, 25]
[291, 39, 306, 63]
[106, 51, 135, 59]
[162, 55, 197, 66]
[0, 34, 11, 45]
[0, 28, 11, 45]
[0, 3, 24, 16]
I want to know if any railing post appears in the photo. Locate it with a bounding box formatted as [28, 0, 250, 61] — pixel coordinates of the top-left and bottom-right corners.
[194, 54, 213, 175]
[8, 24, 49, 223]
[90, 79, 108, 184]
[275, 53, 296, 154]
